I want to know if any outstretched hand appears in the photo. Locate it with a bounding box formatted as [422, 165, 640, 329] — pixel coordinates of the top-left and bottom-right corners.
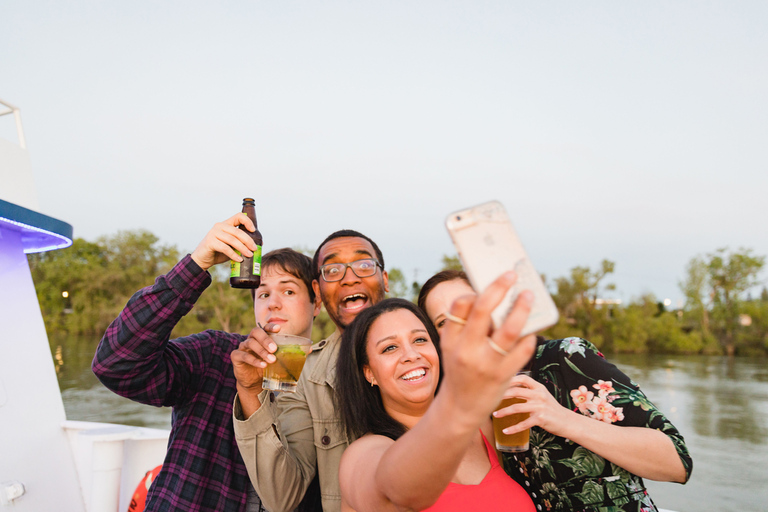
[437, 271, 537, 423]
[190, 213, 258, 271]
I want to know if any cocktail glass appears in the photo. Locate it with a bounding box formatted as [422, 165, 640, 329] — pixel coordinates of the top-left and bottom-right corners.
[262, 334, 312, 393]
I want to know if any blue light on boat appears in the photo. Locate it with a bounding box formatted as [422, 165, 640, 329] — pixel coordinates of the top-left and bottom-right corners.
[0, 198, 73, 253]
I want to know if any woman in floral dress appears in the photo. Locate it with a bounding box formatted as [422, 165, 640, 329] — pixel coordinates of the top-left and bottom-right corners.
[418, 270, 692, 512]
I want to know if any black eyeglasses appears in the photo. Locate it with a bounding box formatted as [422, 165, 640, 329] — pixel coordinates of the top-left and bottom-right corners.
[320, 258, 382, 282]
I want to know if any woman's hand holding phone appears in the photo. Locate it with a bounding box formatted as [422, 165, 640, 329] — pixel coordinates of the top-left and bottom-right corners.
[438, 271, 538, 424]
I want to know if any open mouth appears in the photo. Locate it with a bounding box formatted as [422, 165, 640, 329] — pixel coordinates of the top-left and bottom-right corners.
[400, 368, 427, 382]
[341, 293, 369, 312]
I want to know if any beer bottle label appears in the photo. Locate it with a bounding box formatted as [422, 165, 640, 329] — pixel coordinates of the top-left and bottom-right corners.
[230, 251, 241, 278]
[253, 245, 262, 276]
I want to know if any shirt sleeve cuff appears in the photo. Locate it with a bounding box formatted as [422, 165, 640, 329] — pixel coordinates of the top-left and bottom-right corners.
[166, 254, 213, 304]
[233, 390, 279, 438]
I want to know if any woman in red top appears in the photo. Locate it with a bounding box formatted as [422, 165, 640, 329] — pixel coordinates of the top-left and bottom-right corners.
[336, 272, 537, 512]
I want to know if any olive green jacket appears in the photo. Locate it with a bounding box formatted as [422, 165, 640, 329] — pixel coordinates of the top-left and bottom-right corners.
[233, 331, 348, 512]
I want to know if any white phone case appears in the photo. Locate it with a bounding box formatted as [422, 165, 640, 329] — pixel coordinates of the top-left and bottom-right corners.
[445, 200, 559, 336]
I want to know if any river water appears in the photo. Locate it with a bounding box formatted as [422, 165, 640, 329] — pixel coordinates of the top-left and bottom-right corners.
[51, 335, 768, 512]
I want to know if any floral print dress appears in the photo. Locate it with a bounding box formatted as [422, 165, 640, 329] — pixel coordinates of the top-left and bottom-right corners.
[501, 338, 692, 512]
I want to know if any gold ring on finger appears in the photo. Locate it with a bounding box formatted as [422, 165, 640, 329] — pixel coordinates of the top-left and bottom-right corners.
[443, 312, 468, 325]
[487, 338, 509, 356]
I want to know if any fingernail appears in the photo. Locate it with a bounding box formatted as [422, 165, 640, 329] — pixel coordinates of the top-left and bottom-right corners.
[492, 411, 500, 418]
[503, 271, 516, 282]
[269, 343, 277, 352]
[520, 290, 534, 303]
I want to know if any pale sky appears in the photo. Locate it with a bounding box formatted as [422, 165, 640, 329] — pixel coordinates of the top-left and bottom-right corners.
[3, 1, 767, 306]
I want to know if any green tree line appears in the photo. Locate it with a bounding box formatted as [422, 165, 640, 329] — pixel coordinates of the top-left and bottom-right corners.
[28, 231, 767, 356]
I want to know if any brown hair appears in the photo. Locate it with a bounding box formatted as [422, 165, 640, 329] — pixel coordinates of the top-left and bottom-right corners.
[250, 248, 316, 303]
[416, 269, 470, 314]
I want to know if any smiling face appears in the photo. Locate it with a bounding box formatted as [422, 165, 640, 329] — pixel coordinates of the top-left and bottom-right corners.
[423, 278, 476, 337]
[313, 236, 389, 331]
[362, 308, 439, 420]
[253, 265, 321, 339]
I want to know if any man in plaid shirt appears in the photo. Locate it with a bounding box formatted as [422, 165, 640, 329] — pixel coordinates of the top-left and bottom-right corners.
[93, 212, 321, 511]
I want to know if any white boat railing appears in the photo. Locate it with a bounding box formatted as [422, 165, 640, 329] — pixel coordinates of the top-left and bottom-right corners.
[63, 420, 170, 512]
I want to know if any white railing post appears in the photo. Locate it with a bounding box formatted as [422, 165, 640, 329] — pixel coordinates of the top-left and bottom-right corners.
[0, 98, 26, 149]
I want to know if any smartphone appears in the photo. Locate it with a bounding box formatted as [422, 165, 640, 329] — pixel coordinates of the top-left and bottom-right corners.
[445, 200, 559, 336]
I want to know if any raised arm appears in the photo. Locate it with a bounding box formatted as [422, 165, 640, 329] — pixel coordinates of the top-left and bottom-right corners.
[91, 254, 212, 405]
[340, 273, 537, 512]
[92, 212, 261, 405]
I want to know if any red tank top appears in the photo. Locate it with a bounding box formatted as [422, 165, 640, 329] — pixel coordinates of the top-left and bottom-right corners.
[422, 431, 536, 512]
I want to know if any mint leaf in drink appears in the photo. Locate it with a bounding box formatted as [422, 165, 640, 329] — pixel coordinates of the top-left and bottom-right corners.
[279, 345, 308, 356]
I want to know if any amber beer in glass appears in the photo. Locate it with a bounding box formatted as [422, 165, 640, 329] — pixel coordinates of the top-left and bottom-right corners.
[492, 371, 531, 452]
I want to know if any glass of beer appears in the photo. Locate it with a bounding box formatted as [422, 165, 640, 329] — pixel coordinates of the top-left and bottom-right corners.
[262, 334, 312, 393]
[492, 371, 531, 452]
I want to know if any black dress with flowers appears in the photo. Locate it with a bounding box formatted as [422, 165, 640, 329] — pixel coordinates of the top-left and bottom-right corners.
[501, 338, 692, 512]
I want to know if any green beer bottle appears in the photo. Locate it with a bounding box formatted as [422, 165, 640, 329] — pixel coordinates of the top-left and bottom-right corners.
[230, 198, 263, 289]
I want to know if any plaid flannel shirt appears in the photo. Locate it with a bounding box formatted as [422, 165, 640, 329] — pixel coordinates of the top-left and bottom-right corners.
[92, 255, 264, 512]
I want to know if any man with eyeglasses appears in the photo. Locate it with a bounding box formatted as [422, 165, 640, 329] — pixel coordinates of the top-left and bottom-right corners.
[233, 230, 389, 512]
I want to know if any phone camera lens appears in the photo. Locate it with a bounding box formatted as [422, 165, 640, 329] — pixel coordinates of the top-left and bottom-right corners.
[456, 216, 462, 221]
